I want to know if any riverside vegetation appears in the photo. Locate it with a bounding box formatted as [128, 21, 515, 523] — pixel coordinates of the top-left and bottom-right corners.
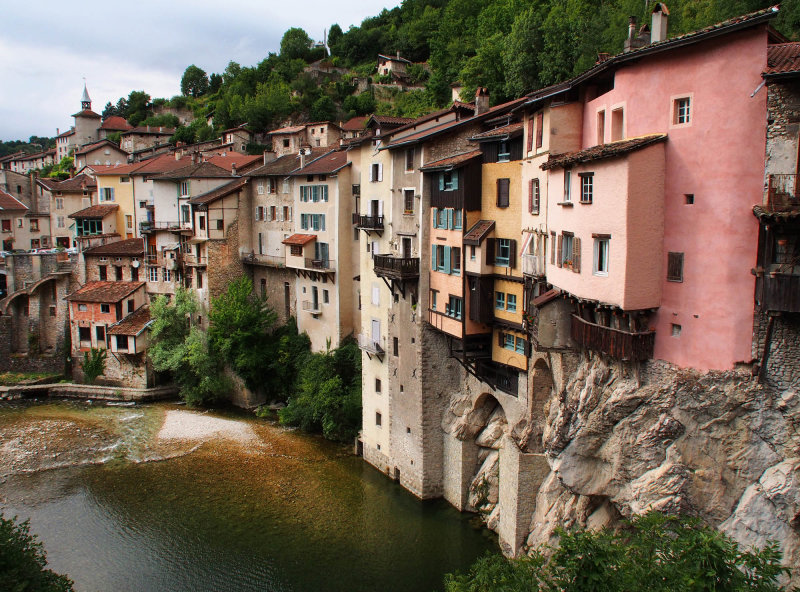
[148, 277, 361, 442]
[0, 513, 74, 592]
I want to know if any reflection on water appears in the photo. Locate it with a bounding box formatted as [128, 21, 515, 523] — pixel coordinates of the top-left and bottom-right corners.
[0, 402, 495, 592]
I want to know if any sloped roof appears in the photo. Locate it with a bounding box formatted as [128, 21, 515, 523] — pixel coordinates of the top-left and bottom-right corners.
[69, 203, 118, 219]
[268, 125, 306, 135]
[764, 42, 800, 78]
[470, 122, 523, 141]
[205, 153, 262, 173]
[75, 139, 123, 155]
[341, 116, 369, 131]
[189, 177, 248, 205]
[420, 149, 482, 172]
[66, 281, 145, 303]
[0, 189, 28, 211]
[533, 289, 563, 308]
[83, 238, 144, 257]
[47, 173, 96, 192]
[100, 116, 133, 131]
[72, 109, 102, 119]
[463, 220, 496, 246]
[282, 234, 316, 246]
[122, 126, 175, 136]
[56, 129, 75, 139]
[378, 54, 411, 64]
[541, 134, 667, 170]
[288, 150, 349, 176]
[109, 305, 151, 336]
[14, 149, 56, 162]
[246, 148, 330, 177]
[149, 161, 232, 180]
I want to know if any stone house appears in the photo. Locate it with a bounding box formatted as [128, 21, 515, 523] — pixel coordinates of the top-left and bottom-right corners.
[74, 139, 128, 170]
[377, 53, 410, 77]
[38, 174, 96, 248]
[221, 126, 253, 153]
[0, 189, 30, 251]
[8, 149, 56, 174]
[267, 122, 342, 158]
[120, 126, 175, 154]
[82, 238, 144, 284]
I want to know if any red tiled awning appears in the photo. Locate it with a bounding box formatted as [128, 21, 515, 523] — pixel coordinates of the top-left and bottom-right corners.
[282, 234, 316, 246]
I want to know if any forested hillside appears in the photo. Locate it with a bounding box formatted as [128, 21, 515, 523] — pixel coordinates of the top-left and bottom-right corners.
[7, 0, 800, 151]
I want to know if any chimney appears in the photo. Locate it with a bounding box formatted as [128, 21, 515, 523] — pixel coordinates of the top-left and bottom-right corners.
[475, 87, 490, 115]
[231, 163, 237, 176]
[651, 2, 669, 44]
[299, 148, 307, 169]
[396, 50, 400, 60]
[263, 150, 277, 165]
[623, 16, 637, 52]
[623, 16, 650, 52]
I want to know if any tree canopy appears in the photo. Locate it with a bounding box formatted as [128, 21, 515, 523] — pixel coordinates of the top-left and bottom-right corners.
[181, 65, 210, 98]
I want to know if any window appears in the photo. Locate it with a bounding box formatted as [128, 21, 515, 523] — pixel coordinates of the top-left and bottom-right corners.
[282, 179, 290, 193]
[498, 141, 510, 162]
[558, 232, 581, 272]
[527, 117, 535, 152]
[270, 206, 277, 221]
[181, 205, 190, 223]
[57, 216, 65, 228]
[496, 239, 511, 267]
[674, 97, 691, 125]
[55, 197, 64, 210]
[17, 218, 22, 228]
[453, 209, 462, 230]
[563, 170, 572, 202]
[561, 233, 573, 267]
[671, 323, 682, 337]
[78, 326, 90, 343]
[99, 265, 107, 281]
[496, 292, 505, 310]
[451, 247, 461, 275]
[507, 294, 517, 313]
[125, 215, 133, 230]
[667, 252, 684, 282]
[199, 216, 206, 231]
[529, 178, 540, 214]
[115, 335, 128, 351]
[257, 182, 264, 195]
[446, 295, 463, 320]
[404, 189, 414, 214]
[515, 335, 525, 354]
[580, 173, 594, 204]
[370, 163, 383, 182]
[504, 333, 515, 350]
[323, 289, 329, 304]
[290, 245, 302, 256]
[375, 378, 382, 393]
[438, 170, 458, 191]
[430, 290, 438, 311]
[597, 110, 606, 145]
[1, 220, 10, 232]
[100, 304, 110, 314]
[611, 107, 624, 141]
[283, 139, 290, 148]
[78, 303, 88, 312]
[376, 412, 382, 426]
[496, 178, 510, 207]
[163, 268, 172, 282]
[535, 112, 544, 148]
[180, 181, 190, 197]
[405, 148, 414, 171]
[76, 219, 102, 236]
[197, 272, 203, 289]
[30, 219, 39, 232]
[470, 245, 476, 260]
[149, 267, 158, 282]
[594, 237, 610, 276]
[283, 206, 291, 221]
[256, 206, 264, 221]
[393, 337, 399, 356]
[685, 193, 694, 205]
[127, 299, 134, 313]
[100, 187, 114, 202]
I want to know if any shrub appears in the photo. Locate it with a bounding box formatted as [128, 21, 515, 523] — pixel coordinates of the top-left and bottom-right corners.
[0, 513, 74, 592]
[81, 348, 106, 384]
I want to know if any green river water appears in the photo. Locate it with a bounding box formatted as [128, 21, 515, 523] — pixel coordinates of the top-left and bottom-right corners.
[0, 401, 496, 592]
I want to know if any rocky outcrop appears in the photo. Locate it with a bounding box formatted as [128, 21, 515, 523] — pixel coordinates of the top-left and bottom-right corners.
[526, 353, 800, 584]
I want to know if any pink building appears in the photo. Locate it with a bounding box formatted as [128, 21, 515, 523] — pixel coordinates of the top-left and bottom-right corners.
[525, 5, 780, 371]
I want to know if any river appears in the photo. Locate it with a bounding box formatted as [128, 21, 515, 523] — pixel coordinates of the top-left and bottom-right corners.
[0, 400, 496, 592]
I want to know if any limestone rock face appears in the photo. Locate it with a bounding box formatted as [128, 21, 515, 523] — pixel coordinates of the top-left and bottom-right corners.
[527, 354, 800, 585]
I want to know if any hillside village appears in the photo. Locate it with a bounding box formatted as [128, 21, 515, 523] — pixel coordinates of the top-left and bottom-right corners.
[1, 3, 799, 578]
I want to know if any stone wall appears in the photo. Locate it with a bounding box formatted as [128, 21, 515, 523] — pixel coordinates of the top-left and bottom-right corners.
[753, 311, 800, 391]
[207, 218, 246, 301]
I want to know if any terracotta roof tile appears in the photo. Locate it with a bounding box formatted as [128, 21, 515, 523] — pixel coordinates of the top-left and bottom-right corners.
[69, 203, 118, 219]
[205, 153, 262, 173]
[288, 150, 349, 176]
[189, 177, 248, 205]
[245, 148, 329, 177]
[765, 42, 800, 77]
[122, 126, 175, 136]
[533, 288, 562, 308]
[83, 238, 144, 257]
[470, 122, 523, 141]
[341, 116, 369, 131]
[268, 125, 306, 135]
[463, 220, 496, 246]
[149, 161, 232, 180]
[282, 234, 316, 246]
[71, 109, 102, 119]
[420, 149, 482, 172]
[541, 134, 667, 170]
[56, 129, 75, 138]
[109, 305, 151, 335]
[0, 189, 28, 211]
[74, 140, 121, 155]
[66, 281, 145, 303]
[48, 174, 96, 192]
[99, 116, 133, 131]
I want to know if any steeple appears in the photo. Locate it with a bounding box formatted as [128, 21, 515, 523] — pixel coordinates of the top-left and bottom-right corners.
[81, 83, 91, 111]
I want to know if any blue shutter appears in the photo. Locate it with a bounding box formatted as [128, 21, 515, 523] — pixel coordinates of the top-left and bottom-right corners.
[438, 174, 444, 191]
[323, 186, 328, 202]
[452, 171, 459, 190]
[431, 246, 437, 270]
[446, 209, 454, 229]
[443, 246, 451, 273]
[321, 215, 326, 231]
[432, 208, 438, 228]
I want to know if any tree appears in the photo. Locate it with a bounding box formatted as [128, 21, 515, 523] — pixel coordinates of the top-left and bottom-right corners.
[280, 27, 313, 61]
[0, 513, 74, 592]
[81, 348, 106, 384]
[444, 512, 792, 592]
[208, 72, 223, 94]
[124, 90, 151, 127]
[327, 23, 343, 52]
[503, 5, 546, 97]
[180, 65, 209, 98]
[310, 95, 337, 122]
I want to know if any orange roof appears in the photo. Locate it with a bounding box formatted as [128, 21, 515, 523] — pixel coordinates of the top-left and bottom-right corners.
[0, 189, 28, 211]
[69, 204, 118, 219]
[66, 281, 145, 303]
[282, 234, 316, 246]
[100, 116, 133, 131]
[109, 305, 151, 335]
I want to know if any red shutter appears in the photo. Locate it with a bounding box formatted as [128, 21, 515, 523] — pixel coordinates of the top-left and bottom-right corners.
[557, 234, 563, 268]
[550, 233, 556, 264]
[572, 237, 581, 273]
[527, 118, 534, 152]
[528, 179, 534, 213]
[536, 112, 544, 148]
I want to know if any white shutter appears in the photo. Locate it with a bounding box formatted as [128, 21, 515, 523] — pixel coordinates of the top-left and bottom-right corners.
[378, 163, 383, 182]
[378, 200, 384, 216]
[372, 284, 380, 306]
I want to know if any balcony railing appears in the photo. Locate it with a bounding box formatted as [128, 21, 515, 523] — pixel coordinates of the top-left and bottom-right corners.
[475, 360, 519, 396]
[522, 253, 545, 277]
[301, 300, 321, 314]
[139, 221, 191, 234]
[757, 271, 800, 313]
[242, 253, 286, 268]
[304, 258, 334, 271]
[181, 254, 208, 266]
[766, 174, 800, 211]
[353, 214, 384, 229]
[357, 333, 384, 355]
[373, 254, 419, 280]
[571, 315, 655, 361]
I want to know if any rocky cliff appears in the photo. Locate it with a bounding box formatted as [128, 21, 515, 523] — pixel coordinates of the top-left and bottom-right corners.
[523, 353, 799, 584]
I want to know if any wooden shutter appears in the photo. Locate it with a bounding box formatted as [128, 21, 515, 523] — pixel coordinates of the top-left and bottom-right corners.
[557, 234, 563, 268]
[443, 246, 451, 272]
[536, 112, 544, 148]
[485, 238, 495, 265]
[572, 237, 581, 273]
[527, 118, 534, 152]
[498, 331, 504, 346]
[551, 232, 556, 264]
[497, 178, 509, 207]
[667, 252, 684, 282]
[431, 247, 437, 270]
[528, 179, 534, 213]
[509, 239, 517, 269]
[432, 208, 438, 228]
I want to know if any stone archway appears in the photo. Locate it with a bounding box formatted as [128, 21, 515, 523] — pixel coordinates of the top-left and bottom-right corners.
[466, 394, 508, 530]
[525, 358, 555, 453]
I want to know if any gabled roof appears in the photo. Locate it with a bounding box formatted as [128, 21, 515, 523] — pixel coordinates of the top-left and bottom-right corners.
[75, 139, 124, 155]
[380, 104, 476, 140]
[282, 234, 316, 246]
[93, 153, 191, 177]
[66, 281, 145, 303]
[540, 134, 667, 170]
[72, 109, 102, 119]
[13, 149, 56, 162]
[470, 122, 523, 141]
[0, 189, 28, 211]
[56, 129, 75, 139]
[44, 173, 97, 193]
[287, 150, 349, 176]
[100, 116, 133, 131]
[83, 238, 144, 257]
[378, 54, 411, 64]
[189, 177, 248, 205]
[148, 161, 232, 181]
[523, 6, 779, 108]
[205, 153, 262, 174]
[109, 305, 151, 336]
[341, 116, 369, 131]
[463, 220, 495, 246]
[420, 149, 482, 172]
[69, 203, 118, 219]
[764, 42, 800, 78]
[268, 125, 306, 135]
[246, 148, 330, 177]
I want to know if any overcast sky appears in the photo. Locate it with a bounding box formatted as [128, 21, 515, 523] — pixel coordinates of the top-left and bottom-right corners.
[0, 1, 395, 142]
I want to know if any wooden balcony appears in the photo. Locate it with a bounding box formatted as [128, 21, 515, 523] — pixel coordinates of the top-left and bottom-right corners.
[373, 254, 419, 280]
[475, 360, 518, 396]
[757, 271, 800, 313]
[140, 221, 192, 234]
[766, 175, 800, 212]
[353, 214, 384, 230]
[571, 314, 655, 361]
[180, 254, 207, 267]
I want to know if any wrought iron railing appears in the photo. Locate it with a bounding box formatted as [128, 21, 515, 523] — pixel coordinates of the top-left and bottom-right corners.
[357, 333, 384, 355]
[353, 214, 384, 229]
